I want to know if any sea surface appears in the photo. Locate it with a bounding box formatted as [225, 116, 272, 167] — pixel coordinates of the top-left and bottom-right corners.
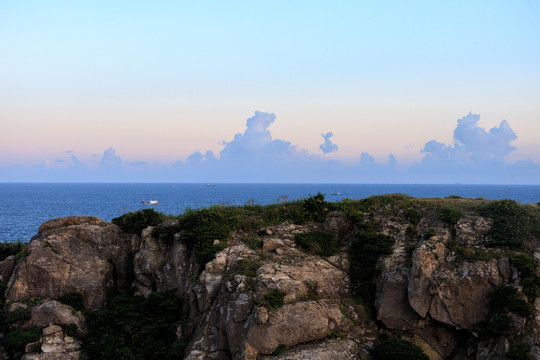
[1, 183, 539, 242]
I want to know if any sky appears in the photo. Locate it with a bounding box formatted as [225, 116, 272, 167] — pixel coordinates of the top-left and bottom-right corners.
[1, 1, 539, 183]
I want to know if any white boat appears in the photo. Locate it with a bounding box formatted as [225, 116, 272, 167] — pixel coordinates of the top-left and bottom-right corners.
[331, 192, 343, 196]
[141, 199, 159, 205]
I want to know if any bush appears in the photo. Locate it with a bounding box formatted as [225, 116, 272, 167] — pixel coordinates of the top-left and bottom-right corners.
[509, 253, 540, 298]
[349, 232, 395, 304]
[7, 307, 31, 323]
[438, 207, 463, 225]
[482, 200, 532, 247]
[85, 291, 185, 360]
[179, 207, 232, 266]
[506, 341, 531, 360]
[372, 338, 429, 360]
[491, 286, 531, 317]
[112, 209, 165, 235]
[0, 241, 26, 261]
[2, 327, 41, 353]
[302, 192, 329, 222]
[59, 292, 85, 312]
[294, 230, 338, 257]
[258, 289, 285, 310]
[404, 208, 422, 225]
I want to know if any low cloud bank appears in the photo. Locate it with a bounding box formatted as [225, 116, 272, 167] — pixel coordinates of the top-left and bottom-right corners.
[2, 111, 539, 184]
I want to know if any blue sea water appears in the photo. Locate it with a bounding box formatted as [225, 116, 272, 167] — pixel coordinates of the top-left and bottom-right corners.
[1, 183, 539, 243]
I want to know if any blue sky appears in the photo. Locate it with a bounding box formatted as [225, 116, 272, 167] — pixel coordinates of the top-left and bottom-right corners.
[1, 1, 539, 183]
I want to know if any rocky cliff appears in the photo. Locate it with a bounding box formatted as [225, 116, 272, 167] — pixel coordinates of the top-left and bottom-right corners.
[1, 195, 540, 360]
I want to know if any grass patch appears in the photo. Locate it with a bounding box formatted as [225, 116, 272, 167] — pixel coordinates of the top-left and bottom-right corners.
[482, 200, 538, 247]
[236, 259, 262, 278]
[509, 253, 540, 299]
[299, 281, 319, 301]
[258, 289, 285, 310]
[294, 230, 338, 257]
[438, 207, 463, 225]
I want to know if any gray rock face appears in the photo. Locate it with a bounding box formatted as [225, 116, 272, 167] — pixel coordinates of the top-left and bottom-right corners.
[6, 216, 133, 310]
[27, 300, 87, 335]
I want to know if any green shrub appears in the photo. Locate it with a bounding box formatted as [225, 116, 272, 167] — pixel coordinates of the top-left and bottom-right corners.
[59, 292, 85, 312]
[112, 209, 165, 235]
[509, 253, 540, 298]
[438, 207, 463, 225]
[478, 314, 512, 337]
[242, 236, 263, 250]
[491, 286, 531, 317]
[294, 230, 338, 257]
[7, 307, 31, 323]
[299, 281, 319, 301]
[482, 200, 532, 247]
[62, 323, 78, 338]
[506, 341, 531, 360]
[2, 327, 41, 353]
[372, 338, 429, 360]
[236, 259, 262, 278]
[423, 229, 436, 239]
[302, 192, 329, 222]
[179, 207, 233, 266]
[258, 289, 285, 310]
[404, 208, 422, 225]
[0, 241, 26, 261]
[349, 232, 395, 305]
[85, 291, 185, 360]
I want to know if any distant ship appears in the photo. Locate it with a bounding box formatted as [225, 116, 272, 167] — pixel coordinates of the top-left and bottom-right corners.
[141, 199, 159, 205]
[331, 192, 343, 196]
[205, 183, 216, 187]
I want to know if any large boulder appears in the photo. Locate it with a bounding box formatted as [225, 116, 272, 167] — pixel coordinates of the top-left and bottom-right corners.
[6, 216, 132, 310]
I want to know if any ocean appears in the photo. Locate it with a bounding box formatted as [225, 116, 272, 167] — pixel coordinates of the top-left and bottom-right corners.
[1, 183, 539, 243]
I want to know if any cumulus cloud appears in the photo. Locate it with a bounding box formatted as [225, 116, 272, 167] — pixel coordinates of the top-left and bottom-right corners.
[1, 111, 538, 184]
[320, 132, 338, 154]
[99, 147, 122, 169]
[218, 111, 297, 163]
[422, 112, 517, 165]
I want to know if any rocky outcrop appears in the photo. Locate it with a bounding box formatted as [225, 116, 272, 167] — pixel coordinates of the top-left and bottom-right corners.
[6, 216, 134, 310]
[21, 324, 82, 360]
[2, 200, 540, 360]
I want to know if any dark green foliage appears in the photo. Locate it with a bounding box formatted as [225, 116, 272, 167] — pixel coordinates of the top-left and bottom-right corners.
[447, 241, 499, 263]
[509, 253, 540, 298]
[0, 241, 26, 261]
[62, 323, 78, 338]
[294, 230, 338, 256]
[445, 195, 463, 199]
[506, 341, 531, 360]
[480, 314, 513, 337]
[372, 339, 429, 360]
[242, 235, 263, 250]
[404, 208, 422, 225]
[349, 232, 395, 304]
[7, 307, 31, 323]
[491, 286, 531, 317]
[236, 259, 262, 278]
[272, 344, 287, 356]
[179, 207, 232, 265]
[85, 291, 185, 360]
[423, 229, 436, 239]
[302, 192, 330, 222]
[59, 292, 85, 312]
[438, 207, 463, 225]
[2, 327, 41, 353]
[482, 200, 533, 247]
[300, 281, 319, 301]
[258, 289, 285, 310]
[151, 223, 181, 243]
[112, 208, 165, 235]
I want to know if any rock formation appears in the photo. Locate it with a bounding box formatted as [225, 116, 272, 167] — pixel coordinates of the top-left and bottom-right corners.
[1, 197, 540, 360]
